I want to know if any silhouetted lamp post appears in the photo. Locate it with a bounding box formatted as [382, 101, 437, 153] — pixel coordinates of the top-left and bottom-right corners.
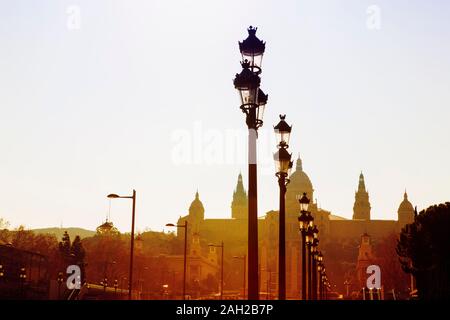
[114, 279, 119, 296]
[166, 221, 188, 299]
[107, 190, 136, 300]
[19, 267, 26, 298]
[209, 242, 224, 300]
[0, 264, 4, 282]
[57, 271, 64, 299]
[234, 26, 266, 300]
[344, 279, 351, 298]
[273, 114, 293, 300]
[101, 277, 108, 293]
[306, 225, 314, 300]
[311, 225, 319, 300]
[317, 252, 323, 299]
[233, 255, 246, 299]
[298, 192, 313, 300]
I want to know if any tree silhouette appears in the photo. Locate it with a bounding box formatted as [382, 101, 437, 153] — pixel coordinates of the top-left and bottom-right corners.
[397, 202, 450, 300]
[71, 235, 86, 282]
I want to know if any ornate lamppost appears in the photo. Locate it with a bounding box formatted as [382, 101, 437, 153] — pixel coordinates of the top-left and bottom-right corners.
[234, 26, 266, 300]
[273, 115, 293, 300]
[311, 225, 319, 300]
[298, 193, 313, 300]
[306, 224, 314, 300]
[317, 252, 323, 300]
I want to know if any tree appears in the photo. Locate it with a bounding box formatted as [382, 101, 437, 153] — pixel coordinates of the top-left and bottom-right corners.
[58, 231, 72, 263]
[374, 233, 409, 298]
[397, 202, 450, 300]
[71, 235, 86, 282]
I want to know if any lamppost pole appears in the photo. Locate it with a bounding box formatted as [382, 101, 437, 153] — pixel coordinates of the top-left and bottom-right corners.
[298, 193, 312, 300]
[233, 255, 246, 299]
[221, 241, 224, 299]
[166, 221, 188, 299]
[243, 255, 246, 299]
[311, 226, 319, 300]
[312, 247, 317, 300]
[273, 115, 293, 301]
[210, 242, 224, 299]
[183, 221, 188, 300]
[107, 189, 136, 300]
[301, 231, 306, 300]
[130, 189, 136, 300]
[234, 26, 266, 300]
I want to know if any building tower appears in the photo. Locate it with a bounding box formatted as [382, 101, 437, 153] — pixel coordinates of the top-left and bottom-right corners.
[231, 173, 248, 220]
[187, 191, 205, 234]
[398, 191, 415, 227]
[353, 172, 371, 220]
[190, 232, 201, 256]
[356, 233, 375, 289]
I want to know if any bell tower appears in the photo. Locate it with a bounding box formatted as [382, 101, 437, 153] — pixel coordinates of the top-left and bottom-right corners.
[231, 173, 248, 220]
[353, 172, 371, 220]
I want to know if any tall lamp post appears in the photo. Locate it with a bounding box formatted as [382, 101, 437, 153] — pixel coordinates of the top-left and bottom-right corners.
[233, 255, 246, 299]
[298, 193, 313, 300]
[166, 221, 188, 299]
[317, 252, 323, 300]
[306, 225, 314, 300]
[234, 26, 266, 300]
[273, 115, 293, 300]
[311, 226, 319, 300]
[107, 189, 136, 300]
[19, 267, 27, 298]
[209, 242, 224, 300]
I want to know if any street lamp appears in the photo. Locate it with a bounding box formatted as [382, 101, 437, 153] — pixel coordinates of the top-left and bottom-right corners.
[311, 227, 319, 300]
[317, 251, 323, 300]
[114, 279, 119, 296]
[107, 190, 136, 300]
[57, 271, 64, 300]
[101, 277, 108, 294]
[209, 242, 224, 300]
[344, 279, 351, 299]
[0, 264, 4, 282]
[239, 26, 265, 73]
[297, 192, 313, 300]
[234, 26, 266, 300]
[19, 267, 26, 298]
[306, 226, 314, 300]
[273, 114, 292, 301]
[233, 255, 246, 300]
[166, 221, 188, 299]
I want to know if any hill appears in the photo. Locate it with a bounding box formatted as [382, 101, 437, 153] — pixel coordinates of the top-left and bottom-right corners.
[32, 227, 95, 240]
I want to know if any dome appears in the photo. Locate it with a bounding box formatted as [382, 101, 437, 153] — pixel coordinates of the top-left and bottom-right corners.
[286, 155, 314, 214]
[398, 191, 414, 213]
[189, 191, 205, 219]
[288, 156, 313, 192]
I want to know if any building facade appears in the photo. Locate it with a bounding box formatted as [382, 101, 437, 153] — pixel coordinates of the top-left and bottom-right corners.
[176, 155, 415, 298]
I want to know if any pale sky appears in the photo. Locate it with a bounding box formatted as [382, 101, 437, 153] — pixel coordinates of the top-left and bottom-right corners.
[1, 0, 449, 233]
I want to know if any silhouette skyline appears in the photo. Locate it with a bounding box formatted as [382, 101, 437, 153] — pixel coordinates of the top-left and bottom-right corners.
[1, 1, 450, 233]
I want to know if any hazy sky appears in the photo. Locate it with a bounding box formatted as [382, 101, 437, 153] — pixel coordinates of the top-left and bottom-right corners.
[1, 0, 449, 233]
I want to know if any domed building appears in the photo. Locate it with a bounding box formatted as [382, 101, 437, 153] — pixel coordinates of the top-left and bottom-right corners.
[398, 191, 415, 225]
[173, 152, 415, 298]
